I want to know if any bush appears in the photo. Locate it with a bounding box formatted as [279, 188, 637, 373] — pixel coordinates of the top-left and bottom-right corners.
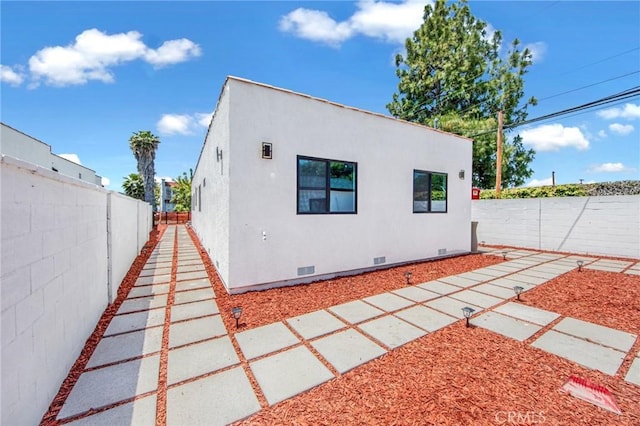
[478, 180, 640, 199]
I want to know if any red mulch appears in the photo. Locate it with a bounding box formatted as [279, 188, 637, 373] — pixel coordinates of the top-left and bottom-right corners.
[204, 251, 503, 331]
[521, 270, 640, 335]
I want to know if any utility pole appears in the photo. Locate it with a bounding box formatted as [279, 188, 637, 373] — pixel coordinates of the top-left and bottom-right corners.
[552, 171, 556, 186]
[495, 110, 504, 195]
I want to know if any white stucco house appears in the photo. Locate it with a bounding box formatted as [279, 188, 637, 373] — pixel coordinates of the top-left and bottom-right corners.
[191, 76, 473, 294]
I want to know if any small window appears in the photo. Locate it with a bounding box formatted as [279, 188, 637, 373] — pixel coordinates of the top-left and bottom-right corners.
[413, 170, 447, 213]
[297, 156, 357, 214]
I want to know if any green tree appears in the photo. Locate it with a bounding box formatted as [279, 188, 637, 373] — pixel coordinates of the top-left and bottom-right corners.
[171, 170, 193, 212]
[129, 130, 160, 209]
[122, 173, 144, 200]
[387, 0, 536, 188]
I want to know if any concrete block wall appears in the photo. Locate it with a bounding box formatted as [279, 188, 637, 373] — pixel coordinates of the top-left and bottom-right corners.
[472, 195, 640, 259]
[1, 155, 152, 426]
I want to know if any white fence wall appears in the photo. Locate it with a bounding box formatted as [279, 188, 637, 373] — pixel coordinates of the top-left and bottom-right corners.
[1, 155, 152, 426]
[472, 195, 640, 259]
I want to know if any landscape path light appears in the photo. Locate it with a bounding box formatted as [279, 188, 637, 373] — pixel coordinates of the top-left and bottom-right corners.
[502, 251, 508, 260]
[232, 307, 243, 329]
[513, 285, 524, 301]
[404, 271, 412, 285]
[577, 260, 584, 272]
[461, 306, 475, 328]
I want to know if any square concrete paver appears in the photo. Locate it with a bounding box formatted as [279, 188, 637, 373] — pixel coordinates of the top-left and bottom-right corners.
[169, 315, 227, 348]
[58, 355, 160, 420]
[174, 288, 215, 305]
[394, 305, 457, 332]
[494, 302, 560, 326]
[364, 292, 415, 312]
[471, 311, 541, 341]
[128, 284, 170, 298]
[250, 346, 333, 405]
[358, 315, 426, 349]
[139, 267, 172, 277]
[167, 367, 260, 426]
[625, 356, 640, 386]
[176, 271, 208, 282]
[505, 274, 547, 286]
[105, 309, 166, 336]
[424, 297, 482, 319]
[553, 317, 636, 352]
[171, 299, 219, 322]
[235, 322, 300, 359]
[470, 284, 516, 299]
[311, 329, 386, 374]
[417, 280, 461, 295]
[532, 330, 626, 376]
[175, 280, 212, 293]
[87, 327, 163, 368]
[117, 295, 168, 315]
[168, 336, 239, 385]
[328, 300, 385, 324]
[177, 264, 206, 274]
[65, 394, 157, 426]
[135, 274, 172, 286]
[438, 275, 482, 288]
[286, 310, 346, 340]
[449, 289, 503, 308]
[392, 286, 440, 302]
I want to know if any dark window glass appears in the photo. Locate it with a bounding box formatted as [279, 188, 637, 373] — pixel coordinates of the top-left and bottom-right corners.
[413, 170, 448, 213]
[297, 156, 356, 214]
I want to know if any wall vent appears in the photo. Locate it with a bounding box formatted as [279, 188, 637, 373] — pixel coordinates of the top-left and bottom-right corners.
[297, 266, 315, 276]
[373, 256, 386, 265]
[438, 248, 447, 256]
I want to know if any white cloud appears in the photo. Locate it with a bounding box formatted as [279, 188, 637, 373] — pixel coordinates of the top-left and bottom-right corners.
[0, 64, 24, 86]
[597, 130, 607, 138]
[608, 123, 634, 135]
[157, 111, 212, 136]
[28, 28, 200, 87]
[589, 162, 635, 173]
[143, 38, 201, 67]
[596, 103, 640, 120]
[58, 153, 82, 165]
[101, 176, 111, 186]
[279, 0, 427, 46]
[520, 123, 589, 151]
[524, 42, 547, 63]
[524, 177, 553, 187]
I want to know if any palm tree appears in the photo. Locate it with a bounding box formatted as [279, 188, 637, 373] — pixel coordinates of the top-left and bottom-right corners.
[129, 130, 160, 210]
[122, 173, 144, 200]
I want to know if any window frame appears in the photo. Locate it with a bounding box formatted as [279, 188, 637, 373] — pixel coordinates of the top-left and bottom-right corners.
[297, 155, 358, 215]
[413, 169, 448, 214]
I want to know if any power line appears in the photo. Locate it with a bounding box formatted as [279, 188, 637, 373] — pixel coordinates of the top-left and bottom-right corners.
[537, 70, 640, 102]
[468, 86, 640, 138]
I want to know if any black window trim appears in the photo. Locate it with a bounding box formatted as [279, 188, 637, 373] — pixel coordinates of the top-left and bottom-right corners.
[297, 155, 358, 215]
[413, 169, 448, 214]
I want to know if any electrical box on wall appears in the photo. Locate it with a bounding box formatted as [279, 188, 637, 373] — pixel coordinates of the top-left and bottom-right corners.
[261, 142, 272, 159]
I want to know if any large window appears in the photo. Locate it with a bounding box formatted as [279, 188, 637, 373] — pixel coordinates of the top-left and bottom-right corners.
[297, 156, 357, 214]
[413, 170, 447, 213]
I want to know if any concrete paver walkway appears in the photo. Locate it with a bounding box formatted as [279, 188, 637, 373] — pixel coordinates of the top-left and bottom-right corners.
[55, 227, 640, 425]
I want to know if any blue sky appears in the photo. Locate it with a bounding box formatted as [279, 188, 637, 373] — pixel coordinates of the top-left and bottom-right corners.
[2, 1, 639, 191]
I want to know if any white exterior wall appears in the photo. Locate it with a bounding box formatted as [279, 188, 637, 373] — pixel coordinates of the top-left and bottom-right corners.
[192, 82, 231, 282]
[471, 195, 640, 258]
[1, 123, 103, 186]
[192, 78, 472, 293]
[108, 192, 151, 302]
[1, 155, 152, 426]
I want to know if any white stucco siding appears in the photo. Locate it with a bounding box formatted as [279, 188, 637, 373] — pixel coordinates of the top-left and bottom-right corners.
[191, 83, 231, 286]
[224, 78, 472, 291]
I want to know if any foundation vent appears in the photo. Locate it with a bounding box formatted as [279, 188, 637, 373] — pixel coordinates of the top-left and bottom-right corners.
[373, 256, 386, 265]
[438, 248, 447, 256]
[297, 266, 315, 276]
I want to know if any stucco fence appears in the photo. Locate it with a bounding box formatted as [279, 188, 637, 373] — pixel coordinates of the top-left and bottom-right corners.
[1, 155, 152, 426]
[471, 195, 639, 259]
